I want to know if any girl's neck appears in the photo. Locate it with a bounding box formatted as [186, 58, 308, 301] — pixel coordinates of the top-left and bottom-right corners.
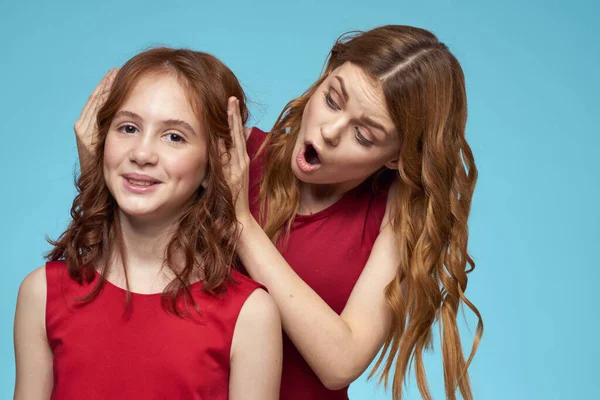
[105, 210, 183, 293]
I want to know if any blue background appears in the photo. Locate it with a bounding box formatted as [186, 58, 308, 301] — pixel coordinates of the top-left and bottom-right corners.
[1, 0, 598, 398]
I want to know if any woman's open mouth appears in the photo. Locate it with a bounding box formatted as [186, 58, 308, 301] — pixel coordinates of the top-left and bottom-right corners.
[304, 144, 321, 165]
[296, 143, 322, 172]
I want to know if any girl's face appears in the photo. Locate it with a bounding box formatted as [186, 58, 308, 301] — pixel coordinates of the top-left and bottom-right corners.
[292, 62, 401, 192]
[103, 73, 208, 224]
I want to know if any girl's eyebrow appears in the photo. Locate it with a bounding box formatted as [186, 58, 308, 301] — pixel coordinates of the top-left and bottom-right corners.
[161, 119, 198, 136]
[114, 110, 198, 136]
[114, 110, 141, 121]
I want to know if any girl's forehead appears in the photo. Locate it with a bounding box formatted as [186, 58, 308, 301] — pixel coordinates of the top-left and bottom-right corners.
[114, 74, 204, 138]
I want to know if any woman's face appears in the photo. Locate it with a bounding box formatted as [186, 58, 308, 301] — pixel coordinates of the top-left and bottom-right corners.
[103, 73, 208, 224]
[291, 62, 401, 192]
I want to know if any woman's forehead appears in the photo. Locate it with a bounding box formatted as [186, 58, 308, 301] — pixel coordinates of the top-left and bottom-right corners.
[326, 63, 396, 136]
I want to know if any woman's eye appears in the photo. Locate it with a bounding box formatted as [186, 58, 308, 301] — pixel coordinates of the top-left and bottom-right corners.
[166, 133, 184, 143]
[119, 124, 138, 134]
[324, 91, 340, 111]
[354, 127, 373, 147]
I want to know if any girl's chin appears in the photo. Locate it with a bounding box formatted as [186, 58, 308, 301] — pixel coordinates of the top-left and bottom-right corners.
[117, 207, 159, 220]
[115, 201, 163, 220]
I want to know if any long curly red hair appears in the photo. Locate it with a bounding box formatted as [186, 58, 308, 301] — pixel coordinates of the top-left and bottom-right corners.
[259, 26, 482, 399]
[47, 48, 248, 315]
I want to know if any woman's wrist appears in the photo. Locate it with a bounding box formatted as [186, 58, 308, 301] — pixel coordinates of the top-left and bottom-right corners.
[237, 212, 258, 231]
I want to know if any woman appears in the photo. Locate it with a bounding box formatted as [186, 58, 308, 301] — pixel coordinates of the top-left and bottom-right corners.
[78, 25, 482, 400]
[226, 25, 482, 400]
[14, 48, 282, 400]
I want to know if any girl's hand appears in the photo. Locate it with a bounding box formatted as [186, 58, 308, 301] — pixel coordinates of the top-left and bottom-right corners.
[222, 96, 252, 223]
[74, 69, 118, 163]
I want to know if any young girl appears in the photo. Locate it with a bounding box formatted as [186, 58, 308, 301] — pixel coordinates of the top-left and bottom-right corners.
[14, 48, 282, 400]
[77, 25, 482, 400]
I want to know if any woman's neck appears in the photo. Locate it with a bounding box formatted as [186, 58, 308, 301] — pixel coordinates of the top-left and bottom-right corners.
[298, 179, 363, 215]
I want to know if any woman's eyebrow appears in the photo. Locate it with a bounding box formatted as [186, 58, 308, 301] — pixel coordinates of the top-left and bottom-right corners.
[362, 116, 390, 138]
[333, 77, 391, 138]
[334, 76, 349, 102]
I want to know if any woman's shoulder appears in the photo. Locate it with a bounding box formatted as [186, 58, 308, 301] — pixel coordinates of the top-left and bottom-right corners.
[248, 126, 268, 139]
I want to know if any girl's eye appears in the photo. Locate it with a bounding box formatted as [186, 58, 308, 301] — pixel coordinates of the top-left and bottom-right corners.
[323, 91, 340, 111]
[119, 124, 138, 134]
[354, 127, 373, 147]
[166, 133, 184, 143]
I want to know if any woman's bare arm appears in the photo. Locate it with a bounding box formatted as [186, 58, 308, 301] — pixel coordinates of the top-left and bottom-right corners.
[225, 97, 400, 389]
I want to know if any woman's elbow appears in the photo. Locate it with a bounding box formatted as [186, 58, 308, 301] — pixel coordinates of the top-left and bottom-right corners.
[318, 365, 362, 391]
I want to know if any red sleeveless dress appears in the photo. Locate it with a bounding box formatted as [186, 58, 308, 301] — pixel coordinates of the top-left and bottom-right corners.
[247, 127, 389, 400]
[45, 260, 264, 400]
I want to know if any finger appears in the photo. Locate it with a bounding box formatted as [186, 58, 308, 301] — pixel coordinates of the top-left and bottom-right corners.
[76, 71, 110, 129]
[236, 100, 249, 164]
[227, 97, 235, 139]
[219, 138, 234, 179]
[231, 98, 246, 161]
[86, 69, 118, 141]
[227, 96, 237, 135]
[227, 101, 240, 165]
[94, 69, 118, 119]
[227, 98, 241, 155]
[78, 70, 114, 138]
[233, 99, 245, 160]
[80, 68, 116, 126]
[219, 138, 228, 164]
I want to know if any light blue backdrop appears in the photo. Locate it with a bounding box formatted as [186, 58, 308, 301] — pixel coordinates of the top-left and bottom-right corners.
[1, 0, 598, 398]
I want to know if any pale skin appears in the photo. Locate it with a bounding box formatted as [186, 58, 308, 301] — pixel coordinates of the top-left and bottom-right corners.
[224, 67, 402, 389]
[14, 71, 282, 399]
[74, 63, 403, 390]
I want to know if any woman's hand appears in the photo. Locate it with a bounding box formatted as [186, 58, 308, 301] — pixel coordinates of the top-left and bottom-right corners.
[74, 69, 118, 165]
[223, 96, 253, 224]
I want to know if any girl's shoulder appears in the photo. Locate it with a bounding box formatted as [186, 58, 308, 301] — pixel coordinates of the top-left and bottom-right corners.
[17, 265, 47, 310]
[229, 268, 267, 294]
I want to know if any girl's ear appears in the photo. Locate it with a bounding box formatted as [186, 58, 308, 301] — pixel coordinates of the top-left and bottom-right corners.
[201, 178, 209, 189]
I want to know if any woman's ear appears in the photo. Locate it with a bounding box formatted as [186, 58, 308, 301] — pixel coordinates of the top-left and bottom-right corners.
[385, 158, 399, 170]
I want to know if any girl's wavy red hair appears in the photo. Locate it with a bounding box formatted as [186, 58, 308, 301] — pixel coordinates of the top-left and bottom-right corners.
[259, 26, 482, 399]
[47, 48, 248, 315]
